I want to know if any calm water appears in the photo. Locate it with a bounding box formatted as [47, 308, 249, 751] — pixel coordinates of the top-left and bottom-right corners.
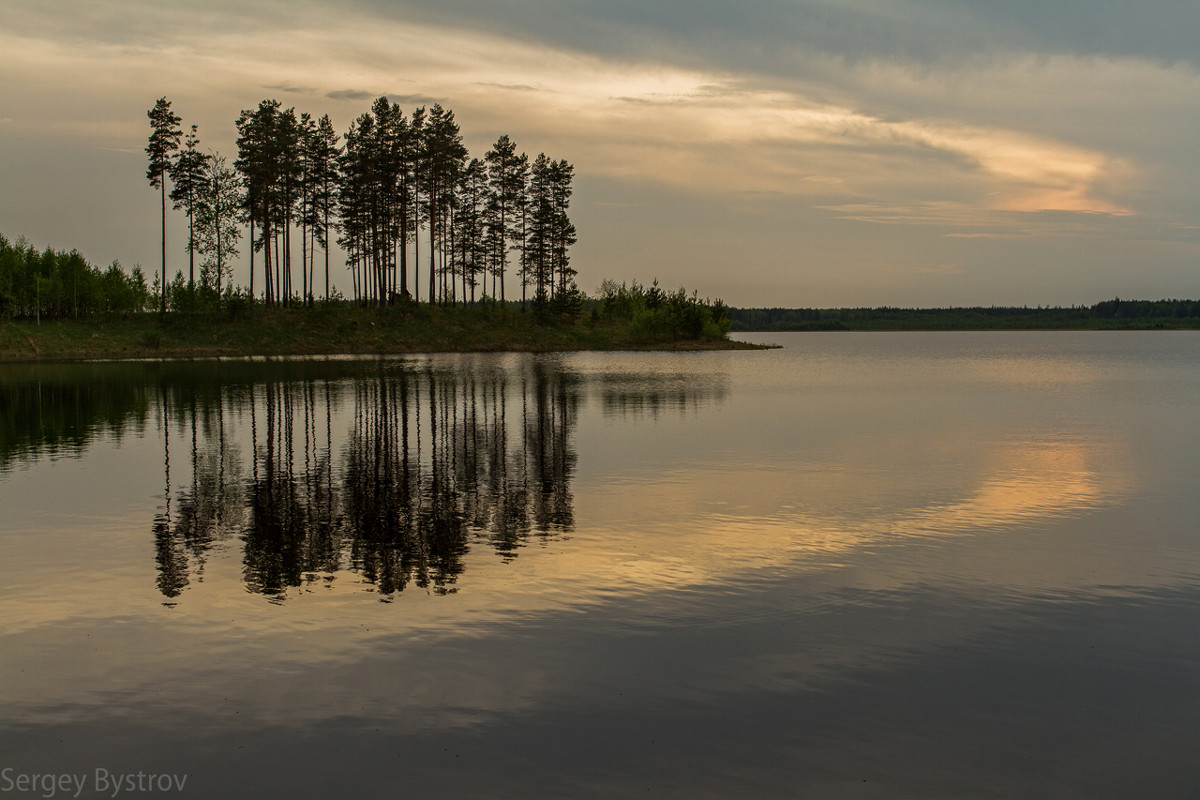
[2, 332, 1198, 798]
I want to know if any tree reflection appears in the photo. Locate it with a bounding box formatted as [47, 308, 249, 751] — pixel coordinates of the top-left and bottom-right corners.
[597, 371, 728, 418]
[1, 356, 727, 602]
[0, 366, 153, 472]
[153, 359, 582, 601]
[153, 379, 248, 600]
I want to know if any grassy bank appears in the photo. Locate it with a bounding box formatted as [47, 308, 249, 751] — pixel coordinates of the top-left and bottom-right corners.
[0, 304, 759, 362]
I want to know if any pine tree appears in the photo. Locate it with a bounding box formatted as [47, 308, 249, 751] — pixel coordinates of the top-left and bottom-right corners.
[396, 108, 419, 300]
[371, 97, 405, 305]
[336, 98, 415, 307]
[523, 154, 576, 307]
[549, 159, 577, 297]
[169, 125, 210, 289]
[337, 113, 371, 304]
[484, 136, 526, 303]
[146, 97, 182, 312]
[408, 106, 426, 302]
[235, 100, 282, 304]
[298, 112, 318, 305]
[420, 105, 467, 304]
[273, 107, 302, 306]
[234, 100, 300, 306]
[526, 153, 553, 304]
[454, 158, 488, 303]
[306, 114, 341, 302]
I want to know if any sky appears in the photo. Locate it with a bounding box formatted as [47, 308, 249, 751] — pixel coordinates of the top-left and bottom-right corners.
[1, 0, 1197, 307]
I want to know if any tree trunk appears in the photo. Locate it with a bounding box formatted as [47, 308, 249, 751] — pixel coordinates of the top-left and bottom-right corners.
[160, 176, 167, 313]
[428, 185, 437, 304]
[249, 217, 255, 303]
[399, 195, 409, 299]
[216, 206, 223, 296]
[188, 206, 195, 290]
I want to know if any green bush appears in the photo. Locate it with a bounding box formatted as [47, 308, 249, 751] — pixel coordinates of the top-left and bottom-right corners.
[629, 307, 673, 342]
[601, 278, 730, 341]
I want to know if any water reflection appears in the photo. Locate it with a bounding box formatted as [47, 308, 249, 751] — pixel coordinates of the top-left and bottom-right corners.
[142, 360, 584, 602]
[0, 366, 154, 469]
[1, 357, 731, 605]
[1, 360, 381, 472]
[597, 371, 727, 418]
[4, 336, 1198, 799]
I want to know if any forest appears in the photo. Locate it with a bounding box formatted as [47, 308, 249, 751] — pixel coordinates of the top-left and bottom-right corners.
[0, 233, 152, 319]
[0, 236, 734, 357]
[730, 300, 1200, 331]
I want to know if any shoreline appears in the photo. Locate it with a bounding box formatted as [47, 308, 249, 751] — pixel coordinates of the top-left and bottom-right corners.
[0, 308, 765, 363]
[0, 339, 765, 364]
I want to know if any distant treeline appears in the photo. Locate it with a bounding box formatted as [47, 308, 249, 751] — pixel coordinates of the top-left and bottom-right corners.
[730, 300, 1200, 331]
[1, 234, 152, 319]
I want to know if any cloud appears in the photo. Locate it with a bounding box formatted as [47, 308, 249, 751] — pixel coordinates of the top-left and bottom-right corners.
[325, 89, 376, 101]
[1, 0, 1197, 307]
[944, 232, 1022, 240]
[15, 0, 1195, 90]
[930, 0, 1200, 66]
[473, 82, 545, 93]
[816, 202, 1126, 240]
[341, 0, 1200, 76]
[265, 83, 318, 95]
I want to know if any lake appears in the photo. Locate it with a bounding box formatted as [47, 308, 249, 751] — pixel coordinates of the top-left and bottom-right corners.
[2, 331, 1198, 798]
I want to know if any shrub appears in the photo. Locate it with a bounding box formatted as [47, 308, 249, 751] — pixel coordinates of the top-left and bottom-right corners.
[595, 278, 730, 341]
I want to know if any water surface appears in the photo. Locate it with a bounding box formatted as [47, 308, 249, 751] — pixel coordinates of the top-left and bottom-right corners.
[2, 332, 1198, 798]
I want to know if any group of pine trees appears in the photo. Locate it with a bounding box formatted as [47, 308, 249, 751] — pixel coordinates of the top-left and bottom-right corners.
[146, 95, 577, 312]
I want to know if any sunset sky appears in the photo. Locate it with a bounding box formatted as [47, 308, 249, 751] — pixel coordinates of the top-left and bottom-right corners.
[1, 0, 1197, 307]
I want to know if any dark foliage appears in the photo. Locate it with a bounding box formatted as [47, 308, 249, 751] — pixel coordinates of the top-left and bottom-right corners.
[0, 234, 151, 319]
[594, 279, 731, 342]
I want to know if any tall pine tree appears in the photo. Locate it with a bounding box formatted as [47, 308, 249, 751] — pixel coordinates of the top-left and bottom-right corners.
[420, 105, 466, 304]
[484, 135, 526, 303]
[146, 97, 182, 312]
[305, 114, 341, 302]
[169, 125, 210, 289]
